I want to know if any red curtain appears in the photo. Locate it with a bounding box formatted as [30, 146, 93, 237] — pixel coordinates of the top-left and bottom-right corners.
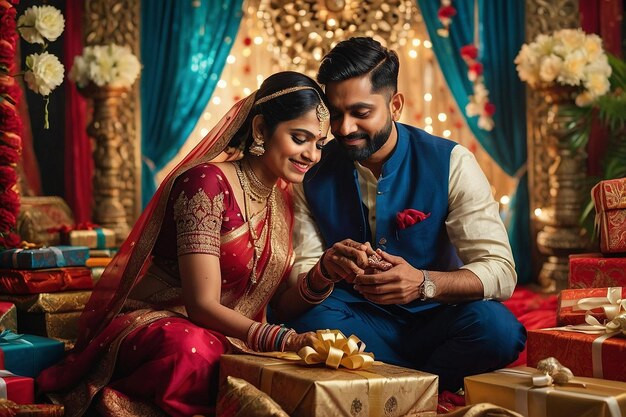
[580, 0, 624, 176]
[15, 39, 41, 196]
[63, 0, 92, 223]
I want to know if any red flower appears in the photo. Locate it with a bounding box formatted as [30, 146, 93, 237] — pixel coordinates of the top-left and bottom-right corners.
[438, 5, 457, 19]
[484, 102, 496, 117]
[396, 208, 431, 230]
[0, 144, 19, 164]
[0, 39, 16, 67]
[460, 45, 478, 61]
[0, 188, 19, 213]
[0, 207, 16, 232]
[469, 62, 483, 76]
[0, 231, 20, 249]
[0, 132, 22, 149]
[0, 165, 17, 189]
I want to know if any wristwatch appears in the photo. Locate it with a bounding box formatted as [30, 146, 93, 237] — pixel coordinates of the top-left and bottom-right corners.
[419, 269, 436, 300]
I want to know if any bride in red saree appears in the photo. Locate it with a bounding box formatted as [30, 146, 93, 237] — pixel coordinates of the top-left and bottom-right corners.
[37, 72, 332, 416]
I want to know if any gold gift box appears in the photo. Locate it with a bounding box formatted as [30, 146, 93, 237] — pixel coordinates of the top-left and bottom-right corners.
[0, 291, 91, 313]
[0, 302, 17, 332]
[219, 354, 438, 417]
[63, 228, 116, 249]
[18, 311, 82, 342]
[465, 366, 626, 417]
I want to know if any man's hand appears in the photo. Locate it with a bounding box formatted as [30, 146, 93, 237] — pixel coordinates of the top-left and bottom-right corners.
[353, 250, 425, 304]
[284, 331, 317, 352]
[322, 239, 377, 283]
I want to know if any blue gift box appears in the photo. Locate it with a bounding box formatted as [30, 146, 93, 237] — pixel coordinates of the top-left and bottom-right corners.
[0, 246, 90, 269]
[0, 331, 65, 378]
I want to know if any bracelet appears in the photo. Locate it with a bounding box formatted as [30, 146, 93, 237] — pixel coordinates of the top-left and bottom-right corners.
[298, 270, 333, 304]
[246, 322, 297, 352]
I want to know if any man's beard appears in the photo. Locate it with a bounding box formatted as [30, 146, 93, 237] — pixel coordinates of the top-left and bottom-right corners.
[336, 116, 393, 161]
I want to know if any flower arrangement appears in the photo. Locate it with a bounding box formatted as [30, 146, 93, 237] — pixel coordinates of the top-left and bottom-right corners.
[69, 44, 141, 89]
[514, 28, 612, 107]
[16, 4, 65, 128]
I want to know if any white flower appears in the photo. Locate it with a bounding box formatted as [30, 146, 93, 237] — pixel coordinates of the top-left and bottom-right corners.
[70, 44, 141, 88]
[478, 115, 494, 131]
[24, 52, 64, 96]
[516, 29, 612, 107]
[539, 55, 563, 83]
[17, 6, 65, 44]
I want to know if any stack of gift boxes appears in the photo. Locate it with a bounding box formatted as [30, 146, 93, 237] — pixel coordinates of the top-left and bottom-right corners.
[0, 224, 116, 409]
[464, 177, 626, 415]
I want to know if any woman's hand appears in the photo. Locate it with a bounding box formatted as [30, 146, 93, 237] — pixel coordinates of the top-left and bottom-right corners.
[284, 331, 317, 352]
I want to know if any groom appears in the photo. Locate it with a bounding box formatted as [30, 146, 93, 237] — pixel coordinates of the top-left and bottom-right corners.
[283, 37, 525, 392]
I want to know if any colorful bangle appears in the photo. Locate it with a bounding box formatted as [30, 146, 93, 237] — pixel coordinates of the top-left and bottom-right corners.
[246, 322, 297, 352]
[298, 270, 333, 304]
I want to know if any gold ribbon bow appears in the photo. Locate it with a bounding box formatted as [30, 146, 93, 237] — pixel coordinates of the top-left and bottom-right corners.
[575, 287, 626, 322]
[298, 329, 374, 370]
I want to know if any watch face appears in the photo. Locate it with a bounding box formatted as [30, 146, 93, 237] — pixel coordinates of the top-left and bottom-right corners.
[423, 281, 436, 298]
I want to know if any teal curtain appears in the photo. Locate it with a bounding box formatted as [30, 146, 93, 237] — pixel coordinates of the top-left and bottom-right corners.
[417, 0, 531, 283]
[140, 1, 243, 207]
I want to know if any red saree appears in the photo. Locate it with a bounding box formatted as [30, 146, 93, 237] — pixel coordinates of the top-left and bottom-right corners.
[37, 95, 295, 416]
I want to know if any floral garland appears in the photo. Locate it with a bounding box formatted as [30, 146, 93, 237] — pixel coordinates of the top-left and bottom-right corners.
[437, 0, 495, 131]
[0, 0, 23, 250]
[461, 44, 495, 131]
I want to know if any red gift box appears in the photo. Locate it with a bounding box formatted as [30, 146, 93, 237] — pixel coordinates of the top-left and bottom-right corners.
[593, 178, 626, 254]
[0, 267, 93, 295]
[557, 287, 626, 326]
[568, 253, 626, 289]
[0, 302, 16, 332]
[0, 371, 34, 404]
[527, 329, 626, 382]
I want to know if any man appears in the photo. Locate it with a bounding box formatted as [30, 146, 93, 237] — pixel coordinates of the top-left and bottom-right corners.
[281, 37, 525, 392]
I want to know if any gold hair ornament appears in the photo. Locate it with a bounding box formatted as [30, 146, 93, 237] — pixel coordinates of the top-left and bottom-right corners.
[255, 86, 330, 135]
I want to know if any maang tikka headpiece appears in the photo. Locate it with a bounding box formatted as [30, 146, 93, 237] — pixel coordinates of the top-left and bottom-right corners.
[255, 86, 330, 135]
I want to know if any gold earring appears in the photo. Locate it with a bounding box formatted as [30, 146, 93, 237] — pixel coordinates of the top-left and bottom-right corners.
[249, 134, 265, 156]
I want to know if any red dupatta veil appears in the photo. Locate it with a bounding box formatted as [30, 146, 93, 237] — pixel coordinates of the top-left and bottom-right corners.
[74, 94, 257, 352]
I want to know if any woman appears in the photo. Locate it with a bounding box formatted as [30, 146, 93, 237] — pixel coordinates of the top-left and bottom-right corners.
[37, 71, 333, 416]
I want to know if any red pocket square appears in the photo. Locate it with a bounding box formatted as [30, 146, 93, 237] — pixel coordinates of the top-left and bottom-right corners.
[396, 209, 430, 230]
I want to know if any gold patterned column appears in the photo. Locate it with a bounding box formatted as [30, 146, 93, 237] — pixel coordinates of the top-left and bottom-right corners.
[524, 0, 583, 291]
[83, 0, 141, 242]
[82, 84, 131, 242]
[535, 87, 591, 291]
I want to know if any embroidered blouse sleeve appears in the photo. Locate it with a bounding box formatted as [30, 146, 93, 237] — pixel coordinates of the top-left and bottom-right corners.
[171, 165, 227, 257]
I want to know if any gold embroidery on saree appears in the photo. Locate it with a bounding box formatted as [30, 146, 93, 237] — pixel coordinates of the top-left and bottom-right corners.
[232, 189, 291, 319]
[55, 310, 178, 417]
[174, 189, 224, 257]
[97, 387, 168, 417]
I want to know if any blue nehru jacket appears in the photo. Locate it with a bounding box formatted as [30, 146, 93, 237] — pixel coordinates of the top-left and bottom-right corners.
[302, 122, 463, 313]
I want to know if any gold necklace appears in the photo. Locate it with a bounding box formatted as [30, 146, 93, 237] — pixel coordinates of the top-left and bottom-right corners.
[239, 160, 274, 202]
[234, 161, 275, 285]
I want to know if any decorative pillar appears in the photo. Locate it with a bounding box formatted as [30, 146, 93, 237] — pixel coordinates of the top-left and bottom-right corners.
[82, 85, 131, 242]
[524, 0, 582, 291]
[83, 0, 142, 243]
[535, 87, 591, 291]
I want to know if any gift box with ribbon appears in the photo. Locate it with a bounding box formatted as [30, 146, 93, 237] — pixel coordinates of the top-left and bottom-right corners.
[220, 354, 438, 417]
[0, 331, 65, 378]
[0, 291, 91, 314]
[0, 370, 34, 405]
[0, 246, 89, 270]
[569, 253, 626, 289]
[0, 303, 16, 333]
[61, 226, 116, 249]
[557, 287, 626, 326]
[0, 267, 93, 294]
[527, 328, 626, 383]
[593, 178, 626, 254]
[465, 365, 626, 417]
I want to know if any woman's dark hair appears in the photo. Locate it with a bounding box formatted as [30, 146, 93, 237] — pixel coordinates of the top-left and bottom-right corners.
[230, 71, 329, 154]
[317, 37, 399, 97]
